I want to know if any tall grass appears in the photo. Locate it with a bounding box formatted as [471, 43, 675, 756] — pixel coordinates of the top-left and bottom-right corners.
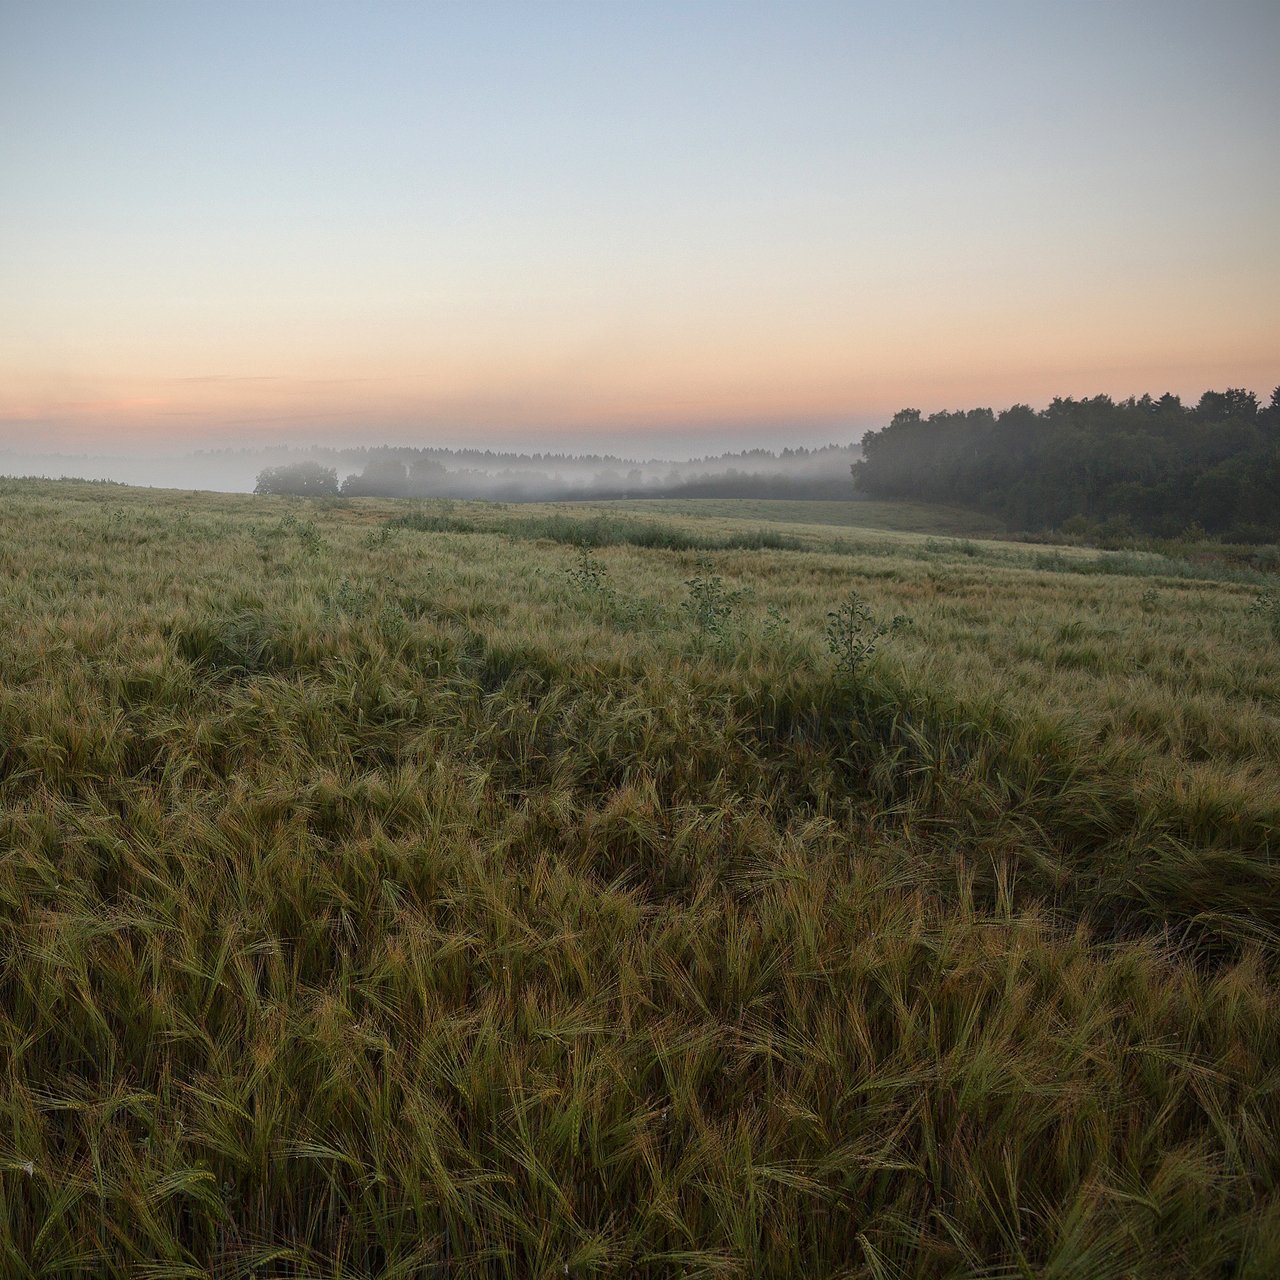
[0, 480, 1277, 1275]
[388, 501, 1280, 586]
[388, 508, 813, 552]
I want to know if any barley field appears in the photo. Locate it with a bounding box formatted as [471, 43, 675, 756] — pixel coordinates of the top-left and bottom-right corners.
[583, 498, 1008, 537]
[0, 480, 1277, 1277]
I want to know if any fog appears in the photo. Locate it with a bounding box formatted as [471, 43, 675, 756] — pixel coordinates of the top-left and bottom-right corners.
[0, 440, 863, 502]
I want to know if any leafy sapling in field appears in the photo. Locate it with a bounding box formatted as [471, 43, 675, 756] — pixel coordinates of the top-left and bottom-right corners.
[682, 556, 746, 646]
[564, 545, 645, 626]
[826, 590, 910, 677]
[322, 577, 410, 641]
[277, 512, 324, 556]
[1249, 589, 1280, 643]
[324, 578, 376, 619]
[762, 604, 792, 640]
[566, 546, 612, 599]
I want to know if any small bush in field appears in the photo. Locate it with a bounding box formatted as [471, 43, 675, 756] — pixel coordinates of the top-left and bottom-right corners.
[324, 577, 408, 639]
[271, 511, 324, 555]
[762, 604, 792, 639]
[325, 578, 376, 618]
[826, 590, 910, 676]
[564, 546, 649, 629]
[565, 546, 612, 599]
[1249, 589, 1280, 642]
[682, 557, 746, 644]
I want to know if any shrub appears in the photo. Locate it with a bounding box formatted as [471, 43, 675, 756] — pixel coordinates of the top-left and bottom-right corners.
[1249, 590, 1280, 643]
[825, 590, 910, 677]
[762, 604, 792, 639]
[563, 546, 648, 629]
[682, 557, 746, 644]
[278, 512, 324, 554]
[565, 546, 612, 599]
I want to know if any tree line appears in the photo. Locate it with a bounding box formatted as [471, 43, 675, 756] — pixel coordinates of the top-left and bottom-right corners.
[852, 389, 1280, 542]
[254, 443, 860, 502]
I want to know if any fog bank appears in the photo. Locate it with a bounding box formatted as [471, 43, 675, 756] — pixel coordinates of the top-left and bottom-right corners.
[0, 441, 862, 501]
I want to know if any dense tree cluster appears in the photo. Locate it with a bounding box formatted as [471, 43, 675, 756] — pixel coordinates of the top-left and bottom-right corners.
[852, 389, 1280, 541]
[337, 455, 446, 498]
[253, 461, 339, 497]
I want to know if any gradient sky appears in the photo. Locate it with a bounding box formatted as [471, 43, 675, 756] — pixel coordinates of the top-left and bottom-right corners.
[2, 0, 1277, 454]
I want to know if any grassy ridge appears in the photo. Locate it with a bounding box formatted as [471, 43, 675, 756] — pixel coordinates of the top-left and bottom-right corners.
[589, 497, 1009, 536]
[383, 500, 1280, 586]
[386, 508, 814, 552]
[0, 482, 1278, 1276]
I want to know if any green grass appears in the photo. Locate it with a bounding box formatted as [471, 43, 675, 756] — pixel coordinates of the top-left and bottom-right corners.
[386, 507, 814, 552]
[596, 496, 1008, 536]
[382, 499, 1280, 587]
[1, 480, 1278, 1277]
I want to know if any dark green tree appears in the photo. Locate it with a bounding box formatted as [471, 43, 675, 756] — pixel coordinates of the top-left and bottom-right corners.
[853, 388, 1279, 541]
[253, 462, 339, 497]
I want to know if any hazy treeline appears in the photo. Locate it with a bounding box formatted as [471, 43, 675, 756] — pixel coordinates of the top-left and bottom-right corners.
[255, 441, 861, 501]
[0, 441, 861, 497]
[853, 388, 1280, 541]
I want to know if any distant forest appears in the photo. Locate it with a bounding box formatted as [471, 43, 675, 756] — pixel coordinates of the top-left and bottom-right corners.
[852, 389, 1280, 542]
[255, 442, 860, 502]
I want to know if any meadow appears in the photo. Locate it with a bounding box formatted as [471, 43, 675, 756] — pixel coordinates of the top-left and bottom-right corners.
[592, 497, 1007, 537]
[0, 480, 1277, 1277]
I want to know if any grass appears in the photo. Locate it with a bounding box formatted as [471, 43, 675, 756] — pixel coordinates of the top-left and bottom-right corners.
[590, 497, 1009, 536]
[0, 479, 1278, 1276]
[382, 499, 1280, 587]
[386, 507, 814, 552]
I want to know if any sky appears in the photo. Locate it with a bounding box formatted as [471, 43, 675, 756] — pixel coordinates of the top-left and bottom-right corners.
[2, 0, 1277, 457]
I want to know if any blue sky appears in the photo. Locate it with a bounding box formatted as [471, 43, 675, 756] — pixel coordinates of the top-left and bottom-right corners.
[2, 0, 1276, 452]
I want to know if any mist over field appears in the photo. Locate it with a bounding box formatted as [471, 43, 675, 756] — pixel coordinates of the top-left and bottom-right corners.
[0, 439, 862, 499]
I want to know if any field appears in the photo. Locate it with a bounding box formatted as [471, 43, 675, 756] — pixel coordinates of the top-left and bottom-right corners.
[581, 498, 1008, 537]
[0, 480, 1278, 1277]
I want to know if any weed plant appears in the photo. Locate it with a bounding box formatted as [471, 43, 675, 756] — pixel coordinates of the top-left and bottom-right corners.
[563, 547, 647, 629]
[1250, 589, 1280, 643]
[565, 545, 613, 600]
[825, 590, 910, 677]
[682, 557, 747, 646]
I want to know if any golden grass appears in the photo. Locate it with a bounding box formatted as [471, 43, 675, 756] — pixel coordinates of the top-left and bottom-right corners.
[0, 481, 1277, 1276]
[579, 497, 1008, 536]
